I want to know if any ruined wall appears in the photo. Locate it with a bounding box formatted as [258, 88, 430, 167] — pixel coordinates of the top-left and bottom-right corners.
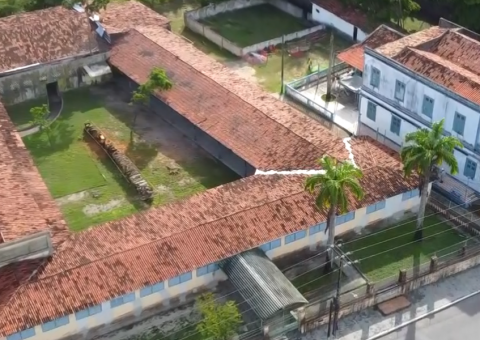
[0, 52, 109, 105]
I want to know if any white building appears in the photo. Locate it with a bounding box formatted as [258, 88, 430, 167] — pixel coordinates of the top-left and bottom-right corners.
[358, 19, 480, 203]
[311, 0, 368, 42]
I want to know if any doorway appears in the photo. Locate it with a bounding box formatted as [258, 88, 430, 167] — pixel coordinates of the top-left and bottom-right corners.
[46, 81, 59, 104]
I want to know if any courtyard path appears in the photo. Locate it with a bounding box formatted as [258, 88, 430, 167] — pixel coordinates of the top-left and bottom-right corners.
[287, 263, 480, 340]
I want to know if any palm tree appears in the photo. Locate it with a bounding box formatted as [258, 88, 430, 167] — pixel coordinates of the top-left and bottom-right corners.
[305, 156, 364, 272]
[401, 119, 462, 241]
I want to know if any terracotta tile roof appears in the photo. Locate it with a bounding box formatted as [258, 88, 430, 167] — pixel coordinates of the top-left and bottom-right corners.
[337, 25, 404, 71]
[109, 30, 330, 170]
[0, 102, 67, 245]
[0, 166, 418, 335]
[375, 26, 446, 58]
[0, 5, 419, 334]
[429, 30, 480, 76]
[131, 26, 351, 160]
[0, 7, 104, 73]
[393, 47, 480, 106]
[99, 1, 170, 34]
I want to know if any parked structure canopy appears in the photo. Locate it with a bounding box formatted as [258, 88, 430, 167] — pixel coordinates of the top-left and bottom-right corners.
[221, 249, 307, 320]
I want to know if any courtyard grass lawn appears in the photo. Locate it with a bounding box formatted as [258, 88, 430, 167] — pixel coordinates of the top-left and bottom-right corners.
[291, 266, 339, 296]
[343, 215, 466, 282]
[13, 88, 238, 231]
[6, 96, 49, 130]
[200, 4, 307, 47]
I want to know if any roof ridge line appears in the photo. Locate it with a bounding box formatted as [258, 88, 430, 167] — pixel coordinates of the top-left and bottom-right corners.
[132, 28, 343, 151]
[36, 188, 309, 281]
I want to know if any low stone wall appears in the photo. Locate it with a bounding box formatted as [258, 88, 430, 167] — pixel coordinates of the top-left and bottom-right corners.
[184, 0, 325, 57]
[298, 245, 480, 333]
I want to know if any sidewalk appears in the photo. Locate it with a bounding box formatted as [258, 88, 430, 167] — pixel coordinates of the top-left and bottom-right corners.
[286, 263, 480, 340]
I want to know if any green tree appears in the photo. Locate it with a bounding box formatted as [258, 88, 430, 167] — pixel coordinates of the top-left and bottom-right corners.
[30, 104, 53, 146]
[131, 67, 173, 123]
[196, 293, 242, 340]
[305, 156, 364, 272]
[401, 119, 462, 240]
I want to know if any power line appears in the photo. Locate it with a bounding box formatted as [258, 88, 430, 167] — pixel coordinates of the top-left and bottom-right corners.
[341, 208, 480, 254]
[340, 195, 480, 246]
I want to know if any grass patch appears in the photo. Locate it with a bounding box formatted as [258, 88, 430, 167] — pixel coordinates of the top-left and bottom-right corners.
[255, 33, 351, 92]
[18, 87, 238, 231]
[343, 215, 465, 282]
[291, 266, 338, 295]
[200, 4, 307, 47]
[6, 96, 49, 130]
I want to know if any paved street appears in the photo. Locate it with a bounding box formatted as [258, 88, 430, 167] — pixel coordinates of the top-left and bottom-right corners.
[377, 293, 480, 340]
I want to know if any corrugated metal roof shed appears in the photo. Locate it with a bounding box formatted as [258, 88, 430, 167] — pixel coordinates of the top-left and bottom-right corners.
[221, 249, 307, 320]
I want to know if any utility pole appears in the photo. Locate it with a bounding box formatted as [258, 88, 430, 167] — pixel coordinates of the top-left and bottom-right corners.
[326, 32, 335, 101]
[280, 35, 286, 95]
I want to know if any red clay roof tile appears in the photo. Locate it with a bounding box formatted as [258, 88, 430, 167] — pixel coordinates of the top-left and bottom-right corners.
[0, 5, 419, 335]
[337, 25, 404, 71]
[99, 1, 170, 34]
[0, 7, 104, 72]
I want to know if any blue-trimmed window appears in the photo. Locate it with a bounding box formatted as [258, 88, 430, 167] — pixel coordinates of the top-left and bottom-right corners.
[366, 101, 376, 121]
[464, 159, 477, 179]
[394, 80, 405, 101]
[110, 292, 136, 308]
[421, 95, 434, 118]
[6, 328, 36, 340]
[370, 67, 380, 87]
[402, 188, 420, 201]
[390, 116, 401, 135]
[75, 304, 102, 320]
[453, 112, 466, 136]
[168, 272, 192, 287]
[140, 282, 165, 297]
[197, 263, 219, 277]
[309, 222, 326, 235]
[366, 200, 386, 214]
[285, 230, 307, 244]
[41, 316, 69, 332]
[260, 239, 281, 252]
[336, 212, 355, 225]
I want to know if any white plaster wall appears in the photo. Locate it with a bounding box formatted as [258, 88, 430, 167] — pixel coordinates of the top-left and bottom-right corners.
[311, 4, 367, 41]
[363, 54, 480, 148]
[360, 95, 480, 192]
[4, 191, 420, 340]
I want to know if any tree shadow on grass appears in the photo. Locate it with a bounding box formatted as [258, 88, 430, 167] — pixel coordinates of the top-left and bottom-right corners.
[23, 120, 76, 157]
[125, 130, 159, 171]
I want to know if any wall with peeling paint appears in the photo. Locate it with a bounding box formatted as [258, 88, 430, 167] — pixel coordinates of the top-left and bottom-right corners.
[0, 52, 109, 105]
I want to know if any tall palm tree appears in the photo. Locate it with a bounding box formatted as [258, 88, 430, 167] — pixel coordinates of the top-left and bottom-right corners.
[401, 119, 463, 241]
[305, 156, 364, 272]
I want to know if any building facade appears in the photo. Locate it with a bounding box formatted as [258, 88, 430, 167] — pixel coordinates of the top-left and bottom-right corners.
[359, 24, 480, 197]
[1, 187, 422, 340]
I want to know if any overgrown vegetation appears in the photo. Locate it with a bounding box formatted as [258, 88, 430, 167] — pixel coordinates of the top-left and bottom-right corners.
[131, 67, 173, 123]
[196, 293, 242, 340]
[29, 104, 52, 145]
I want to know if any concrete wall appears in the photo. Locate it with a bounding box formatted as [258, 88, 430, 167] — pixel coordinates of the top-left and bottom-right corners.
[184, 0, 325, 56]
[361, 53, 480, 192]
[311, 3, 367, 42]
[1, 188, 422, 340]
[0, 52, 109, 105]
[284, 63, 351, 123]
